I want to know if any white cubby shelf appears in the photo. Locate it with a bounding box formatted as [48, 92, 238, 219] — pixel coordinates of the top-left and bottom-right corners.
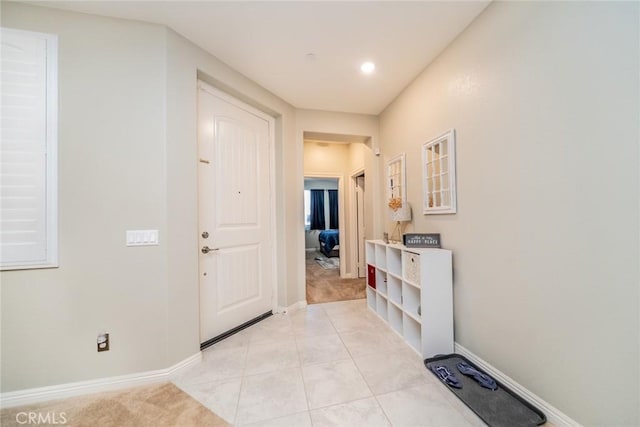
[365, 239, 453, 358]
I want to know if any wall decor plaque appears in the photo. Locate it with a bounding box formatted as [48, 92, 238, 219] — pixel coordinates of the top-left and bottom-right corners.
[403, 233, 441, 248]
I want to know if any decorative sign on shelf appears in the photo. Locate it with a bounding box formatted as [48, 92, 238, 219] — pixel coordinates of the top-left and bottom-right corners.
[403, 233, 441, 248]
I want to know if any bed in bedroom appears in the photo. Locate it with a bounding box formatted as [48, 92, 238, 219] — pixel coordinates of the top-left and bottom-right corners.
[319, 229, 339, 258]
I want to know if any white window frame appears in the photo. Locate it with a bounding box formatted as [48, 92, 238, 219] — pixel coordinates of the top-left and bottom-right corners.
[1, 28, 58, 270]
[304, 189, 311, 230]
[422, 129, 457, 214]
[387, 153, 406, 203]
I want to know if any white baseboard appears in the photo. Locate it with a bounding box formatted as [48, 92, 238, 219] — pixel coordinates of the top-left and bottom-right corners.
[277, 300, 307, 314]
[454, 343, 582, 427]
[0, 352, 202, 409]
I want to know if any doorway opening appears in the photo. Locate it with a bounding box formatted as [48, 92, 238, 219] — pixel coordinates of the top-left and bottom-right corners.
[302, 133, 370, 304]
[304, 176, 365, 304]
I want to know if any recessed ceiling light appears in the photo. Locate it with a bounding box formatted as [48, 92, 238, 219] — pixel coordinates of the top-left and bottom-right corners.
[360, 62, 375, 74]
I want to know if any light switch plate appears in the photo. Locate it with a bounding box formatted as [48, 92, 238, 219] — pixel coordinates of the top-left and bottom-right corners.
[126, 230, 159, 246]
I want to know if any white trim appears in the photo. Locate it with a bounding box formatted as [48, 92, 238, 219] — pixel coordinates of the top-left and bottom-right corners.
[46, 31, 59, 269]
[349, 167, 366, 279]
[387, 153, 407, 202]
[0, 353, 202, 409]
[267, 101, 277, 313]
[0, 28, 58, 270]
[422, 129, 457, 215]
[277, 300, 307, 314]
[454, 343, 582, 427]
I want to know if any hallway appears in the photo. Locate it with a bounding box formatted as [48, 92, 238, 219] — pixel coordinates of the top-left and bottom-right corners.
[305, 251, 365, 304]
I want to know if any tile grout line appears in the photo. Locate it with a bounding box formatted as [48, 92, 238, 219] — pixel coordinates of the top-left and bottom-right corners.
[346, 327, 400, 427]
[329, 302, 396, 426]
[240, 313, 311, 426]
[232, 329, 258, 426]
[292, 327, 313, 420]
[236, 343, 253, 425]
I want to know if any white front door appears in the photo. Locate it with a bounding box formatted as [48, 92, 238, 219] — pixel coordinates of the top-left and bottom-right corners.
[197, 81, 274, 344]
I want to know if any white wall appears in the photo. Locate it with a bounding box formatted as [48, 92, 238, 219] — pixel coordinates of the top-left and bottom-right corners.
[379, 2, 639, 425]
[304, 142, 350, 176]
[164, 27, 297, 364]
[1, 3, 168, 391]
[1, 2, 299, 391]
[348, 141, 366, 176]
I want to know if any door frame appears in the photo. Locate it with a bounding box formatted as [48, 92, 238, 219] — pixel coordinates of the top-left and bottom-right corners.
[303, 172, 346, 279]
[350, 167, 366, 278]
[196, 81, 278, 323]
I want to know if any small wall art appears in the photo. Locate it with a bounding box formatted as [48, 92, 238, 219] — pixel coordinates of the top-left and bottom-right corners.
[422, 129, 457, 214]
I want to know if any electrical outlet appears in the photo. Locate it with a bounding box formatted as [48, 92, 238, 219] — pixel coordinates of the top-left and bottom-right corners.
[97, 333, 109, 352]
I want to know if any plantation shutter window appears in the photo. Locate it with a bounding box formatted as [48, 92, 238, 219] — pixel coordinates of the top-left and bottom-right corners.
[1, 28, 58, 270]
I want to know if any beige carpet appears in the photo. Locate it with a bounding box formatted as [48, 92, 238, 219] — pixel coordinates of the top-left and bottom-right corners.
[306, 250, 366, 304]
[1, 382, 229, 427]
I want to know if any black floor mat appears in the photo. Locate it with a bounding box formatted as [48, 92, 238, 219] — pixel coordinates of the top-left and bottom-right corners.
[425, 354, 546, 427]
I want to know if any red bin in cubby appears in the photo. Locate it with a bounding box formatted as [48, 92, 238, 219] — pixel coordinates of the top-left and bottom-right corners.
[367, 264, 376, 289]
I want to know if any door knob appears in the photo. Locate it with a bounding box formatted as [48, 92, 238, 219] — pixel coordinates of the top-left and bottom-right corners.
[202, 231, 209, 239]
[201, 246, 218, 254]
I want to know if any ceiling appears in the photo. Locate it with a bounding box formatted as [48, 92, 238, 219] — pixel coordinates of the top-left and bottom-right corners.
[28, 1, 490, 115]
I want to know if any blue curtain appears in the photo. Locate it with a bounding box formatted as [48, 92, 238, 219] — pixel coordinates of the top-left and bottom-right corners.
[310, 190, 325, 230]
[328, 190, 339, 229]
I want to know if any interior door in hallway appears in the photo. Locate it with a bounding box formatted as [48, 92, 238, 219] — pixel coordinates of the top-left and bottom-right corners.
[355, 174, 366, 278]
[197, 81, 274, 346]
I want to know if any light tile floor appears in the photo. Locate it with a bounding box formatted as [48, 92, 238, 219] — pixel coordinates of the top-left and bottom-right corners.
[173, 299, 487, 427]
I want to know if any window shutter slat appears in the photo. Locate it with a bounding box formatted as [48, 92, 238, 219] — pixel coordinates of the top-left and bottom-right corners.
[1, 28, 56, 269]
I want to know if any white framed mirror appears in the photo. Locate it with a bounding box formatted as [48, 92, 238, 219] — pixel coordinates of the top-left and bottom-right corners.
[422, 129, 457, 214]
[387, 153, 406, 204]
[387, 152, 410, 242]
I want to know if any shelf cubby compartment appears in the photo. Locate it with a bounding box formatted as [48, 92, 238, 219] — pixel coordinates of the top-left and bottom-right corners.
[402, 251, 421, 287]
[375, 244, 387, 270]
[376, 269, 388, 295]
[402, 281, 421, 321]
[387, 274, 402, 306]
[386, 245, 402, 277]
[366, 287, 376, 311]
[403, 313, 422, 354]
[365, 241, 376, 266]
[367, 264, 376, 289]
[388, 303, 403, 336]
[376, 293, 388, 320]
